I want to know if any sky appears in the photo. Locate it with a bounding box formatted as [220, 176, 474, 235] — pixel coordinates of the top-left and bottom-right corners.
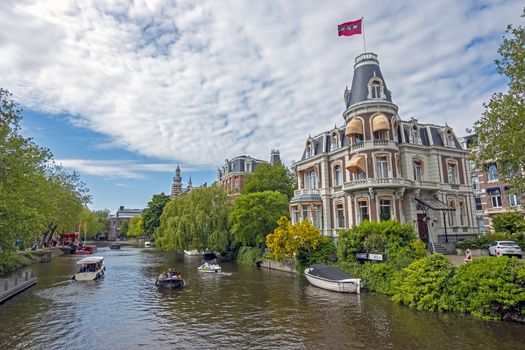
[0, 0, 522, 212]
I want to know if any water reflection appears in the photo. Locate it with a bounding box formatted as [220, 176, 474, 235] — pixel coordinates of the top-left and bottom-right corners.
[0, 247, 524, 349]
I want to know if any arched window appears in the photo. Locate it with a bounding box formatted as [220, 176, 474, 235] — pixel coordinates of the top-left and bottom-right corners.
[445, 129, 455, 147]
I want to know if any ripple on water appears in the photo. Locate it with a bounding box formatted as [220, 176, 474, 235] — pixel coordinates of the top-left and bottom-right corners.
[1, 248, 525, 350]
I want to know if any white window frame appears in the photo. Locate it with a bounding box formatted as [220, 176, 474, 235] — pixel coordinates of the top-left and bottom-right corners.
[376, 156, 388, 178]
[379, 199, 392, 221]
[307, 170, 317, 189]
[448, 163, 457, 184]
[334, 165, 342, 187]
[489, 189, 502, 208]
[509, 194, 521, 207]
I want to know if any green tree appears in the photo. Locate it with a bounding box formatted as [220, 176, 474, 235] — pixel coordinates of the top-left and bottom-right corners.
[119, 220, 129, 237]
[80, 208, 109, 238]
[127, 216, 144, 237]
[473, 10, 525, 192]
[242, 163, 296, 200]
[229, 191, 289, 247]
[142, 192, 170, 237]
[492, 211, 525, 235]
[0, 89, 89, 258]
[157, 186, 230, 252]
[266, 216, 331, 262]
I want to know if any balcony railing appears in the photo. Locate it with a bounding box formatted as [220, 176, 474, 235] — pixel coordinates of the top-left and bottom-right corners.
[343, 177, 412, 190]
[349, 140, 398, 152]
[294, 188, 320, 196]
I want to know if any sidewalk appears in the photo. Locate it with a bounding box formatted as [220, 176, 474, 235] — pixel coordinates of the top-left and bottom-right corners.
[446, 254, 524, 266]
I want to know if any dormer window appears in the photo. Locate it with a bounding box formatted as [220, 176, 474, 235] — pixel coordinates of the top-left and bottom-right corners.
[306, 140, 315, 158]
[445, 129, 455, 147]
[368, 77, 385, 99]
[372, 80, 381, 98]
[331, 133, 339, 150]
[411, 125, 420, 144]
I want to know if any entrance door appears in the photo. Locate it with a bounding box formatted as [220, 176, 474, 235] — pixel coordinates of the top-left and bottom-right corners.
[417, 214, 429, 243]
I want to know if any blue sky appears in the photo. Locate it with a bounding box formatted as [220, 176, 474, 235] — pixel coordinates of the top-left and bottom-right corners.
[1, 0, 523, 212]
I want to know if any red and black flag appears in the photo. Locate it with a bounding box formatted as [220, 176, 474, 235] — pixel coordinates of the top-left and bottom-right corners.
[338, 19, 362, 36]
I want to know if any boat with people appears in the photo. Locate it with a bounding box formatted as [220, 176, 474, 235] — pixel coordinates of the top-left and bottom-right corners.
[74, 256, 105, 281]
[155, 269, 185, 289]
[304, 264, 361, 293]
[197, 260, 222, 273]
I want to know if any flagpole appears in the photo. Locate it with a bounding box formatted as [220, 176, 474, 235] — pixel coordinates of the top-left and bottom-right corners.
[362, 17, 367, 53]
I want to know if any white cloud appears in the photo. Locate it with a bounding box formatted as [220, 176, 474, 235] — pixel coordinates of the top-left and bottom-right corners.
[1, 0, 523, 167]
[55, 159, 189, 179]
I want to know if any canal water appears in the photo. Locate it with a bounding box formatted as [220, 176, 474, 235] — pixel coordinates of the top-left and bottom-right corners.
[1, 247, 524, 349]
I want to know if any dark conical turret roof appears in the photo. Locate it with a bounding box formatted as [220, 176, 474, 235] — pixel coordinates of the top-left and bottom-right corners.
[345, 52, 392, 108]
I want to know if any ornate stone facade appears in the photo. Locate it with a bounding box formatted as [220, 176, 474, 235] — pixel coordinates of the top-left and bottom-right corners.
[290, 53, 478, 246]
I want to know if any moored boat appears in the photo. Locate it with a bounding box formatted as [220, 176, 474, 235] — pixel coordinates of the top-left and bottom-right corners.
[75, 245, 97, 255]
[74, 256, 105, 281]
[197, 261, 222, 273]
[184, 249, 202, 256]
[155, 270, 185, 289]
[202, 250, 216, 260]
[109, 243, 121, 250]
[304, 264, 361, 293]
[144, 241, 153, 247]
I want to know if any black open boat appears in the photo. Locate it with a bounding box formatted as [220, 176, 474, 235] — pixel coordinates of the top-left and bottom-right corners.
[109, 243, 121, 250]
[155, 272, 185, 289]
[202, 250, 216, 260]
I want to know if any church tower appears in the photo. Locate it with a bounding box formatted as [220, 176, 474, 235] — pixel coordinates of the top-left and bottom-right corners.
[171, 165, 183, 198]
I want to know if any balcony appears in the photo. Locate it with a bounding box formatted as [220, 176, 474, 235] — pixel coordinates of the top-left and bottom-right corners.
[349, 140, 398, 153]
[343, 177, 412, 191]
[294, 188, 320, 196]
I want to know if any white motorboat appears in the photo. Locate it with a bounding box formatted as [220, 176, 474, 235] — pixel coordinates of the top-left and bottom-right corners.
[197, 261, 222, 273]
[304, 264, 361, 293]
[144, 241, 153, 247]
[75, 256, 105, 281]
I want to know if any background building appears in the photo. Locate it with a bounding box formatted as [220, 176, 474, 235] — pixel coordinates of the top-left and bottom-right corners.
[108, 206, 143, 240]
[218, 150, 281, 197]
[290, 52, 478, 251]
[171, 165, 193, 198]
[462, 135, 523, 232]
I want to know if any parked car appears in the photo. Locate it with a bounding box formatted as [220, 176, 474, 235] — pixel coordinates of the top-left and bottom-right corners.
[488, 241, 523, 258]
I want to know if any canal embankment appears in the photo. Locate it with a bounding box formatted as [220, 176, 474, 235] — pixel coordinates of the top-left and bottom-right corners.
[0, 271, 37, 304]
[0, 247, 64, 275]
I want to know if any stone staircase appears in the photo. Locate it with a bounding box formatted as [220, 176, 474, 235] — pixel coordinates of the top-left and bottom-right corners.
[429, 242, 456, 255]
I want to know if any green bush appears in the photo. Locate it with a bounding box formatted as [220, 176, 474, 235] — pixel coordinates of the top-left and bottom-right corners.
[391, 254, 455, 312]
[337, 221, 417, 262]
[235, 246, 264, 265]
[445, 257, 525, 321]
[0, 252, 23, 275]
[296, 239, 337, 271]
[363, 233, 387, 254]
